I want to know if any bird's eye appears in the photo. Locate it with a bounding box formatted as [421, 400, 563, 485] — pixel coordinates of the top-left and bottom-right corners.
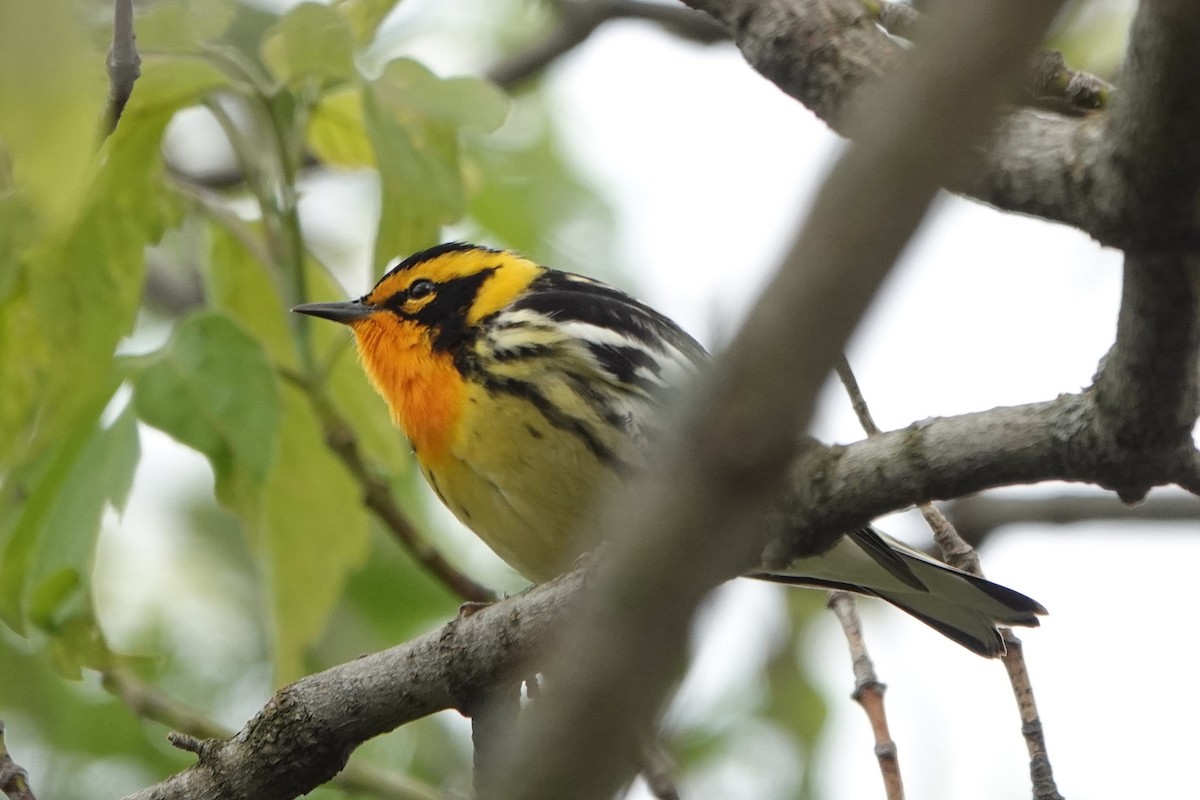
[408, 279, 435, 300]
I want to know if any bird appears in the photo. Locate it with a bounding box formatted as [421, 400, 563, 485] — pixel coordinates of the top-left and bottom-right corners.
[294, 242, 1044, 656]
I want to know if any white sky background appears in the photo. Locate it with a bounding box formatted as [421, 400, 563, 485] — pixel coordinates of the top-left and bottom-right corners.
[108, 6, 1200, 800]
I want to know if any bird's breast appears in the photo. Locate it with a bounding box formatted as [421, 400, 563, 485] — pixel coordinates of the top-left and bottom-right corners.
[353, 316, 466, 464]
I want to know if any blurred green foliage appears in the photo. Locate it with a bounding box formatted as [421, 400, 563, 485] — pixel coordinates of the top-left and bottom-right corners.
[0, 0, 629, 796]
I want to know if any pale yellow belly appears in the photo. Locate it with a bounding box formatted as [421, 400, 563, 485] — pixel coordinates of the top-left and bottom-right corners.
[420, 389, 625, 582]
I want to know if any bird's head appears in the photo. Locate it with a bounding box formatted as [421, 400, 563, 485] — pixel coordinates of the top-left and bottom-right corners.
[293, 243, 545, 458]
[293, 242, 544, 354]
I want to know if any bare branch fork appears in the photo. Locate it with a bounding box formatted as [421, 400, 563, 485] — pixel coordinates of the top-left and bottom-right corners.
[837, 358, 1062, 799]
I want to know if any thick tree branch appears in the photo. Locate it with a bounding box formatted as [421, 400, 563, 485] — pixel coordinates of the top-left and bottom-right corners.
[678, 0, 1199, 249]
[121, 573, 582, 800]
[120, 388, 1200, 799]
[772, 389, 1200, 560]
[103, 670, 443, 800]
[483, 3, 1066, 800]
[1101, 1, 1200, 250]
[1086, 1, 1200, 501]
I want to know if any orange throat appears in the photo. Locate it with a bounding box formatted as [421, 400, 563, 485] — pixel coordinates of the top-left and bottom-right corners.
[352, 316, 465, 464]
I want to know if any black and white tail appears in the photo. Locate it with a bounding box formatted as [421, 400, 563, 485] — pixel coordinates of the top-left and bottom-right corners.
[750, 527, 1046, 657]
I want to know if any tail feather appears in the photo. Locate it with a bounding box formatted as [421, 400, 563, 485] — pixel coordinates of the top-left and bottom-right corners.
[749, 526, 1046, 658]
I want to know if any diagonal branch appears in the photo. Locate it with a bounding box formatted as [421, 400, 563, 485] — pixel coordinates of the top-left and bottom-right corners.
[486, 0, 725, 90]
[484, 3, 1068, 799]
[121, 572, 583, 800]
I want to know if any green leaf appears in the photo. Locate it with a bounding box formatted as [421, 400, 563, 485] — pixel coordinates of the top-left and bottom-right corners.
[136, 0, 237, 54]
[0, 0, 106, 222]
[121, 57, 233, 116]
[259, 383, 370, 683]
[0, 47, 207, 487]
[335, 0, 405, 44]
[27, 407, 140, 634]
[205, 222, 297, 369]
[203, 224, 402, 681]
[0, 194, 36, 306]
[364, 59, 510, 267]
[261, 2, 357, 88]
[131, 311, 282, 510]
[308, 87, 374, 168]
[378, 59, 509, 132]
[465, 99, 614, 270]
[0, 392, 116, 634]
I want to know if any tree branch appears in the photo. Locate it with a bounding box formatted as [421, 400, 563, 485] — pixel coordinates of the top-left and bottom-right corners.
[483, 3, 1066, 799]
[115, 3, 1200, 798]
[105, 0, 141, 135]
[486, 0, 725, 90]
[121, 572, 582, 800]
[678, 0, 1196, 249]
[837, 357, 1061, 798]
[0, 722, 36, 800]
[275, 368, 497, 605]
[102, 670, 444, 800]
[944, 491, 1200, 546]
[1087, 0, 1200, 501]
[827, 593, 904, 800]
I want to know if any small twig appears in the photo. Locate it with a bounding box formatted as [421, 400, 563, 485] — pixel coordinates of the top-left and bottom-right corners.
[486, 0, 724, 90]
[829, 359, 903, 797]
[1026, 50, 1113, 114]
[827, 592, 904, 800]
[835, 355, 881, 435]
[167, 732, 205, 755]
[105, 0, 142, 134]
[836, 358, 1063, 800]
[0, 721, 37, 800]
[275, 368, 497, 603]
[639, 742, 681, 800]
[999, 633, 1062, 800]
[103, 669, 447, 800]
[866, 0, 1112, 115]
[322, 413, 498, 604]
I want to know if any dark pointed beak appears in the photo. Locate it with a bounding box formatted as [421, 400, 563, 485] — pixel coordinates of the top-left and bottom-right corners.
[292, 300, 373, 325]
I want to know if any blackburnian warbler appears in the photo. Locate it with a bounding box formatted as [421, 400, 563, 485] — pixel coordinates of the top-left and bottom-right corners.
[294, 242, 1043, 656]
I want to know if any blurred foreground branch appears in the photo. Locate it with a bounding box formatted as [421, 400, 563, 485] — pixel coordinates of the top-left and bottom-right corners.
[483, 3, 1068, 800]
